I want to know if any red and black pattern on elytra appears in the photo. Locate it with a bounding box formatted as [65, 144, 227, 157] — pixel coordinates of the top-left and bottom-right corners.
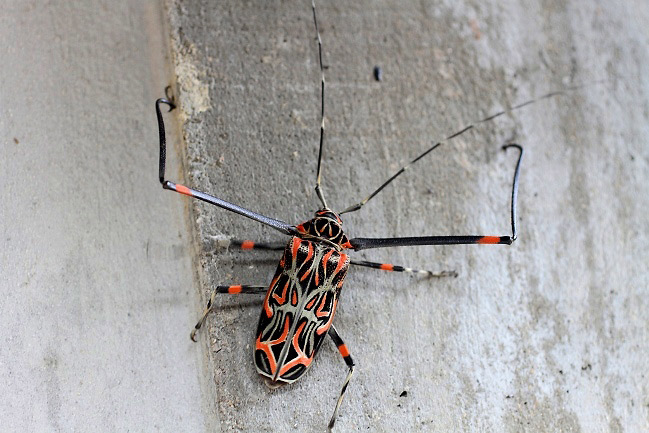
[255, 236, 349, 384]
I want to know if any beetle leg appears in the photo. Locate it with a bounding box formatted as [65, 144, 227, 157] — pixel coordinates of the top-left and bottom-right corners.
[327, 324, 354, 431]
[348, 145, 524, 250]
[350, 259, 457, 278]
[230, 239, 285, 251]
[156, 97, 297, 236]
[190, 285, 267, 342]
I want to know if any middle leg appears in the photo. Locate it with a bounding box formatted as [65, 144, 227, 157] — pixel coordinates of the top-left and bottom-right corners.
[190, 284, 267, 342]
[230, 239, 285, 251]
[350, 259, 457, 278]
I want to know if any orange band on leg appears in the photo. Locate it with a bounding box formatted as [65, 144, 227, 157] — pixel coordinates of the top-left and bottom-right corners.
[175, 184, 192, 196]
[240, 240, 255, 249]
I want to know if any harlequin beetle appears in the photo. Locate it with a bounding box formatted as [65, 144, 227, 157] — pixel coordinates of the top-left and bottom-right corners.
[152, 0, 594, 429]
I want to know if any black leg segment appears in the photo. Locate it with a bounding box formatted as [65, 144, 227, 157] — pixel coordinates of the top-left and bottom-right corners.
[190, 285, 267, 342]
[327, 324, 355, 431]
[350, 259, 457, 278]
[156, 94, 175, 185]
[230, 239, 286, 251]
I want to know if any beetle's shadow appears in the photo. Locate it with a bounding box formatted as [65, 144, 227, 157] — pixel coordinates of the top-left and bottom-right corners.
[232, 257, 280, 266]
[217, 299, 264, 311]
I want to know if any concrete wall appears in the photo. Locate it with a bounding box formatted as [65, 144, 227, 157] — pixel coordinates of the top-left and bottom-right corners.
[1, 1, 215, 431]
[3, 0, 648, 432]
[168, 0, 648, 432]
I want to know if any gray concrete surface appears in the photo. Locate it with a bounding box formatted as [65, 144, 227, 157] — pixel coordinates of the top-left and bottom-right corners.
[168, 0, 649, 431]
[1, 1, 216, 432]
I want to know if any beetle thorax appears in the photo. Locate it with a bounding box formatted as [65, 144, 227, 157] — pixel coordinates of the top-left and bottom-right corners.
[296, 209, 350, 248]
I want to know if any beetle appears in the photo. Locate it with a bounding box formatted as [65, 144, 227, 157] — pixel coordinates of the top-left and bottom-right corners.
[150, 0, 566, 429]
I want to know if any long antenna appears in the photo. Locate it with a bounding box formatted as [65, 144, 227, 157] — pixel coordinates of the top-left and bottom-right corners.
[347, 144, 524, 251]
[312, 0, 328, 209]
[339, 82, 598, 215]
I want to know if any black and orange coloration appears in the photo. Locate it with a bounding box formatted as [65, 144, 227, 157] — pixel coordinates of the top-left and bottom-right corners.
[146, 1, 594, 429]
[255, 236, 349, 384]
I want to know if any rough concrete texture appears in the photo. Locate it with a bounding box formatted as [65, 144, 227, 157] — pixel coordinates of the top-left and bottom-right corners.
[1, 1, 216, 431]
[168, 0, 649, 431]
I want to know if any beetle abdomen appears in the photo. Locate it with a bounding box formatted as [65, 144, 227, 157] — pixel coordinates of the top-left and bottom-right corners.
[255, 236, 349, 383]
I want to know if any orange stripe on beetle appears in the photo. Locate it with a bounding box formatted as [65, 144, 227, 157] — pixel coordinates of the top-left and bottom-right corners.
[380, 264, 394, 271]
[175, 184, 193, 196]
[300, 269, 311, 282]
[291, 237, 302, 259]
[228, 285, 242, 294]
[291, 290, 298, 306]
[478, 236, 501, 244]
[241, 240, 255, 250]
[305, 296, 317, 310]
